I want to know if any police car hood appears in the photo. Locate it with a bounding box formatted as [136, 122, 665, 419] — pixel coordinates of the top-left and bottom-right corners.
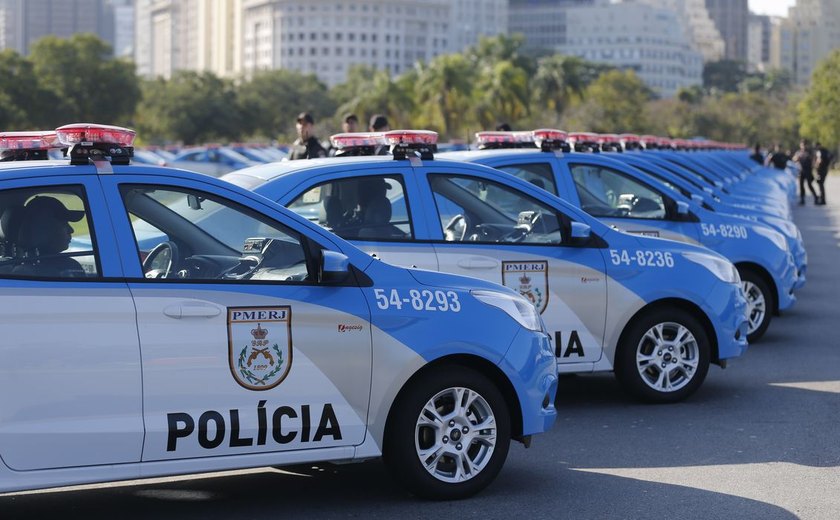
[624, 229, 732, 259]
[407, 267, 520, 295]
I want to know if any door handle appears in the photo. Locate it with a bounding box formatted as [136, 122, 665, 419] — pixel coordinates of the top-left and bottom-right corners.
[456, 257, 500, 270]
[164, 303, 221, 319]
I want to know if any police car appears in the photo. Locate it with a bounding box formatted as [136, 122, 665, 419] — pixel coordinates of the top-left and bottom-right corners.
[224, 130, 750, 404]
[442, 130, 798, 342]
[601, 143, 807, 291]
[0, 125, 558, 499]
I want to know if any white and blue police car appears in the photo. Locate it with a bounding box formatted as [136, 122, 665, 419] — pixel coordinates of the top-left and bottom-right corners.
[0, 124, 558, 499]
[224, 130, 750, 404]
[442, 130, 798, 342]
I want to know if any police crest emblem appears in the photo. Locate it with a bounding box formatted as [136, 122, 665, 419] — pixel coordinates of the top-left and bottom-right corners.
[228, 307, 293, 390]
[502, 261, 549, 314]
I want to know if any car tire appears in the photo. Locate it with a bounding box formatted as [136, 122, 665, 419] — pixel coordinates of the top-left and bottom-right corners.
[383, 365, 511, 500]
[739, 268, 774, 343]
[615, 308, 710, 403]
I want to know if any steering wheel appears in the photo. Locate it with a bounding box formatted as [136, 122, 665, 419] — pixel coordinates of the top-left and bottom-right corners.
[143, 241, 181, 278]
[468, 223, 506, 242]
[443, 214, 470, 241]
[220, 255, 262, 280]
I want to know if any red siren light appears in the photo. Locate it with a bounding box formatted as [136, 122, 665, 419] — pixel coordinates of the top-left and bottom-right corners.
[382, 130, 439, 146]
[0, 131, 61, 151]
[56, 123, 136, 147]
[330, 132, 385, 149]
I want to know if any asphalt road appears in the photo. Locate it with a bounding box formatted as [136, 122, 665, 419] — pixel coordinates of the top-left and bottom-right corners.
[3, 175, 839, 520]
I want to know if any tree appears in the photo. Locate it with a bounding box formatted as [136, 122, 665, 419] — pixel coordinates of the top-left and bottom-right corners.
[531, 54, 611, 122]
[413, 54, 477, 138]
[702, 59, 748, 93]
[0, 50, 58, 129]
[799, 50, 840, 147]
[475, 59, 530, 128]
[29, 34, 140, 127]
[236, 69, 334, 140]
[135, 71, 241, 144]
[562, 70, 653, 133]
[333, 65, 415, 131]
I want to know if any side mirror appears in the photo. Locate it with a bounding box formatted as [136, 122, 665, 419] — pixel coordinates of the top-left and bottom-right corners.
[570, 221, 592, 240]
[676, 201, 690, 215]
[690, 194, 704, 205]
[321, 250, 350, 284]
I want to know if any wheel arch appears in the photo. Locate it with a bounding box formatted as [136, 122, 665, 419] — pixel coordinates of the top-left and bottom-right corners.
[735, 262, 779, 314]
[384, 354, 525, 441]
[618, 298, 721, 365]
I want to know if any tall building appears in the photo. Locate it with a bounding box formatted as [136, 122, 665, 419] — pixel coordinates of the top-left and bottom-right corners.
[112, 0, 135, 58]
[533, 1, 703, 97]
[704, 0, 749, 60]
[782, 0, 840, 85]
[240, 0, 452, 86]
[747, 13, 771, 72]
[770, 16, 795, 73]
[451, 0, 508, 52]
[509, 0, 595, 52]
[134, 0, 197, 78]
[0, 0, 119, 55]
[633, 0, 724, 62]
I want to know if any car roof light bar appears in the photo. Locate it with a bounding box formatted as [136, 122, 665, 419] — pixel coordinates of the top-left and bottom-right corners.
[328, 132, 384, 157]
[532, 129, 570, 153]
[475, 131, 535, 149]
[56, 123, 135, 166]
[0, 131, 62, 161]
[569, 132, 601, 153]
[597, 133, 623, 153]
[384, 130, 438, 160]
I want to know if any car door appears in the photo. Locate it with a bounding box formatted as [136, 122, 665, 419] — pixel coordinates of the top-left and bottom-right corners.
[415, 167, 607, 365]
[283, 171, 439, 271]
[0, 176, 142, 470]
[556, 160, 703, 245]
[99, 175, 372, 461]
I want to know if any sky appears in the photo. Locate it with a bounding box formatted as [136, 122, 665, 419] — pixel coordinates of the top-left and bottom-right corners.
[749, 0, 797, 17]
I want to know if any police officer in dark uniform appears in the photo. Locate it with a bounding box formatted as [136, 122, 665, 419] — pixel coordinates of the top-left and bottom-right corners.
[815, 142, 832, 205]
[328, 114, 360, 157]
[289, 112, 327, 160]
[765, 144, 790, 170]
[793, 139, 818, 205]
[369, 114, 390, 155]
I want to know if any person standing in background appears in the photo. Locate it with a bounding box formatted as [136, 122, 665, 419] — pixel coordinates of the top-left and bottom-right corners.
[765, 144, 790, 170]
[369, 114, 390, 155]
[793, 139, 818, 205]
[815, 142, 833, 205]
[750, 143, 764, 165]
[289, 112, 327, 160]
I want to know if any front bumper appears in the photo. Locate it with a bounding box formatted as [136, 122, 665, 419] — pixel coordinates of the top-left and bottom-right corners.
[499, 329, 558, 436]
[705, 281, 749, 361]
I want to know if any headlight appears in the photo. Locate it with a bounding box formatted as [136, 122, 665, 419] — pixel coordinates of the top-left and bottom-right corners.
[682, 251, 741, 284]
[752, 225, 789, 252]
[471, 289, 542, 331]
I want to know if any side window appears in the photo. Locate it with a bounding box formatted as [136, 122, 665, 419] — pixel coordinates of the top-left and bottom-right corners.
[497, 163, 558, 195]
[288, 175, 413, 241]
[569, 164, 666, 220]
[120, 186, 311, 283]
[428, 174, 563, 245]
[0, 185, 100, 279]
